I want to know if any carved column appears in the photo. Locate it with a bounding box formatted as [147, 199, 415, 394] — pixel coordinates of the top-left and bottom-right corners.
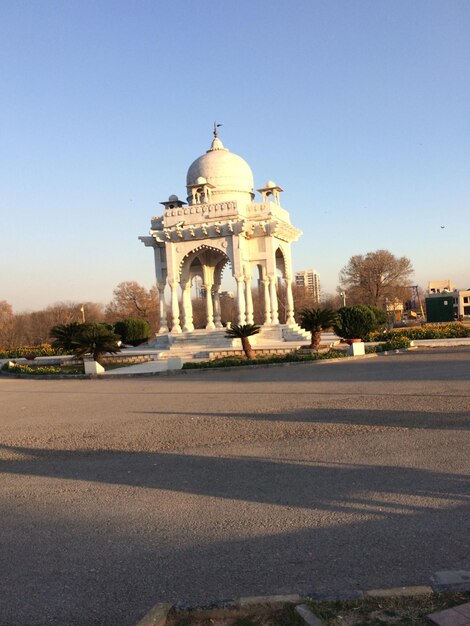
[245, 277, 254, 325]
[157, 284, 169, 333]
[262, 279, 271, 326]
[236, 276, 246, 325]
[213, 284, 223, 328]
[269, 275, 279, 325]
[204, 283, 215, 330]
[181, 283, 194, 332]
[285, 277, 295, 325]
[170, 281, 181, 333]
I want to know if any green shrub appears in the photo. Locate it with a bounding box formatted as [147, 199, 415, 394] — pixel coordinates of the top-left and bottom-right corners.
[72, 324, 120, 364]
[49, 322, 120, 363]
[333, 306, 377, 341]
[364, 305, 388, 329]
[113, 318, 150, 346]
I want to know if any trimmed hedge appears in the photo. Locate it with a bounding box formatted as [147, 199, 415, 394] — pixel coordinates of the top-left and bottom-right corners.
[333, 306, 378, 341]
[113, 318, 150, 346]
[183, 350, 347, 369]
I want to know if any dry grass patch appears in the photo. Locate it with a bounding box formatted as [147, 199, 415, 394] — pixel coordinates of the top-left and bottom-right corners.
[308, 591, 470, 625]
[168, 604, 303, 626]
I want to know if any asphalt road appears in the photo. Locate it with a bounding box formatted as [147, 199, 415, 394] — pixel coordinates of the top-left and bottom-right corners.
[1, 348, 469, 626]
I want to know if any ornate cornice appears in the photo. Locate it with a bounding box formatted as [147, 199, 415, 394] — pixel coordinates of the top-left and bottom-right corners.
[143, 215, 301, 244]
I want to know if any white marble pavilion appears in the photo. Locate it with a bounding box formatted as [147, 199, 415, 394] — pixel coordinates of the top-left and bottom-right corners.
[139, 127, 304, 339]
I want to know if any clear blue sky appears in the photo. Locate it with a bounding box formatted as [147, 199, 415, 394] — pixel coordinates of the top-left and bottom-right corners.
[1, 0, 469, 311]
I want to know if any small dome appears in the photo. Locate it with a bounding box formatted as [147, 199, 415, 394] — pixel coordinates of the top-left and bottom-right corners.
[187, 137, 254, 198]
[195, 176, 207, 185]
[265, 180, 277, 188]
[168, 194, 179, 202]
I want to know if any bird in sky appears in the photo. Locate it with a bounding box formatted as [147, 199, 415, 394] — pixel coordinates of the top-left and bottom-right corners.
[440, 225, 446, 229]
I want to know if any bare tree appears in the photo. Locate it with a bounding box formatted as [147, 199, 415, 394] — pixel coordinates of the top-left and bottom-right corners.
[190, 297, 206, 329]
[0, 301, 105, 347]
[339, 249, 413, 307]
[321, 291, 343, 310]
[105, 281, 158, 332]
[0, 301, 15, 348]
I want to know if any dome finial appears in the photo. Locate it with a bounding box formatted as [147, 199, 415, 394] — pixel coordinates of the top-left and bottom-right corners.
[213, 121, 222, 138]
[208, 122, 226, 152]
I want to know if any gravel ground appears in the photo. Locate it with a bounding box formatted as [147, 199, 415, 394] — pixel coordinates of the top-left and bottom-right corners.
[0, 348, 469, 626]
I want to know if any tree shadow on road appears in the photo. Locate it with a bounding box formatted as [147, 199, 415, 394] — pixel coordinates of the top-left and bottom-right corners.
[1, 444, 470, 626]
[134, 404, 470, 430]
[1, 443, 469, 512]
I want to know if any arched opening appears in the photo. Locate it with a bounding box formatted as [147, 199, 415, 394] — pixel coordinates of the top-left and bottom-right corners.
[245, 263, 268, 326]
[274, 248, 287, 323]
[179, 245, 234, 330]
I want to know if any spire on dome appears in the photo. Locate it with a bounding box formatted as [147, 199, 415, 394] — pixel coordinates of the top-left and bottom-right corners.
[207, 122, 227, 152]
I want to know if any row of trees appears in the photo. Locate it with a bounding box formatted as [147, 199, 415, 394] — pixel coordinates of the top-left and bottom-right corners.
[0, 282, 158, 348]
[0, 282, 323, 348]
[1, 250, 414, 348]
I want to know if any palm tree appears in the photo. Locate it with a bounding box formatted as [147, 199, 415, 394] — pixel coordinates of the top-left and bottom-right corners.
[225, 324, 260, 360]
[299, 308, 338, 350]
[71, 324, 121, 364]
[49, 323, 83, 352]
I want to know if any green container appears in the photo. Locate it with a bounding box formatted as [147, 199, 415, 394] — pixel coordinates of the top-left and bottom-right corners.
[425, 295, 454, 323]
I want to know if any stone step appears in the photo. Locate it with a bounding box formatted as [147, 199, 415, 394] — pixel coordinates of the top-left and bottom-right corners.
[147, 325, 334, 361]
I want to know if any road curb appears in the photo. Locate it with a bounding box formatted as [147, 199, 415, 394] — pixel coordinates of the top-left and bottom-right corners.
[134, 574, 470, 625]
[5, 344, 470, 380]
[364, 585, 433, 598]
[238, 594, 302, 606]
[98, 352, 380, 379]
[295, 604, 324, 626]
[135, 602, 173, 626]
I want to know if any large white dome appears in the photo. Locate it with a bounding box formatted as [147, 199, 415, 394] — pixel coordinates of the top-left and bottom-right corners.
[186, 136, 254, 199]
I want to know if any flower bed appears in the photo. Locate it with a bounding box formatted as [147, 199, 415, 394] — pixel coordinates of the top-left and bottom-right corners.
[367, 323, 470, 342]
[183, 350, 347, 369]
[1, 362, 83, 376]
[0, 343, 70, 358]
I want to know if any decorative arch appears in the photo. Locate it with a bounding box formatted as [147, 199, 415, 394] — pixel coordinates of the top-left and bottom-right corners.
[179, 244, 231, 284]
[275, 246, 287, 278]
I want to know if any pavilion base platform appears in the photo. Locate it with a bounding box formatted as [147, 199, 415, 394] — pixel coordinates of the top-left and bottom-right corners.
[147, 323, 313, 362]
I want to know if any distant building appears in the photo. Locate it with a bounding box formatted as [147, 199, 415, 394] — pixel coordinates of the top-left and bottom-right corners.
[453, 290, 470, 319]
[426, 279, 470, 320]
[425, 293, 454, 322]
[384, 299, 404, 322]
[295, 269, 321, 303]
[428, 279, 455, 294]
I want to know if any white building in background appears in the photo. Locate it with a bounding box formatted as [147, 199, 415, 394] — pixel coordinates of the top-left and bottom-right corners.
[139, 127, 306, 338]
[428, 279, 455, 294]
[295, 269, 321, 303]
[454, 290, 470, 318]
[427, 279, 470, 319]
